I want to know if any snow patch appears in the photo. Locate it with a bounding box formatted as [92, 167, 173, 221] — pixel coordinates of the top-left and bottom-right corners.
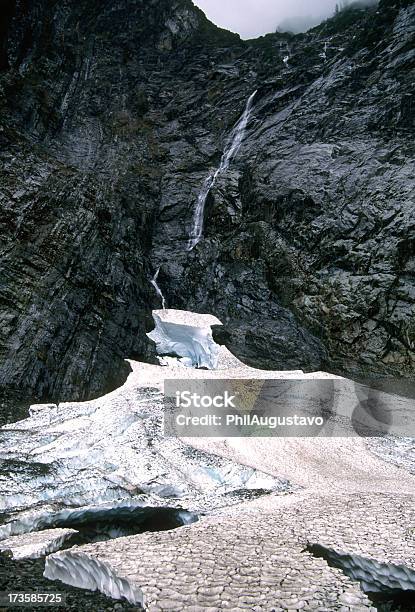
[0, 528, 77, 559]
[147, 309, 222, 369]
[307, 543, 415, 593]
[44, 550, 144, 605]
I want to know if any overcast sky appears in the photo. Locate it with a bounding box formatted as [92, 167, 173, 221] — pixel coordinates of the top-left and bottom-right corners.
[193, 0, 340, 39]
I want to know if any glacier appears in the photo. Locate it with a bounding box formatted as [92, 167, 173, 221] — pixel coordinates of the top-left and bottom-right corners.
[146, 309, 222, 368]
[0, 310, 302, 553]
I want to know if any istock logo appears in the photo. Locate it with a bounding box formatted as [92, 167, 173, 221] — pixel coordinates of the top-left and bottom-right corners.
[175, 390, 237, 408]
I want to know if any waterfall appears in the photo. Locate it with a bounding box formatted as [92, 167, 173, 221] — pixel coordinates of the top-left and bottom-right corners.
[187, 90, 257, 251]
[150, 267, 166, 310]
[281, 41, 290, 67]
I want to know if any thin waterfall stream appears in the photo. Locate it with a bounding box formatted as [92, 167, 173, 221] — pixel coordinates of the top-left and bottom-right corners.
[148, 90, 257, 303]
[150, 267, 166, 310]
[187, 89, 257, 251]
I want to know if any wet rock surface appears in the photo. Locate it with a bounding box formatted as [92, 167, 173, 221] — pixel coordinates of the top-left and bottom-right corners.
[0, 0, 414, 404]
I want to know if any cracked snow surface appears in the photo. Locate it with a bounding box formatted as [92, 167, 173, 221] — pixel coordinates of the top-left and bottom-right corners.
[44, 492, 415, 611]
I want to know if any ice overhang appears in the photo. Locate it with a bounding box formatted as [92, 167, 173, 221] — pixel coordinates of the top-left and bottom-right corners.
[146, 309, 222, 369]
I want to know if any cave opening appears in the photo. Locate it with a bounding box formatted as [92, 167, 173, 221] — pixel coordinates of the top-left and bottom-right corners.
[307, 543, 415, 611]
[42, 506, 198, 547]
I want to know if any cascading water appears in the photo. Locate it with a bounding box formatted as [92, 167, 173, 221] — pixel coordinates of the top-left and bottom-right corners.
[150, 267, 166, 310]
[187, 90, 257, 251]
[282, 42, 290, 66]
[320, 41, 329, 62]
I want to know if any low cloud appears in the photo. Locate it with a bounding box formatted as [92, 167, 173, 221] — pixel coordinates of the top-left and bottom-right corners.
[193, 0, 377, 38]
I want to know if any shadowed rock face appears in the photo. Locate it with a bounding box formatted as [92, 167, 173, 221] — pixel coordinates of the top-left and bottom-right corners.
[0, 0, 414, 404]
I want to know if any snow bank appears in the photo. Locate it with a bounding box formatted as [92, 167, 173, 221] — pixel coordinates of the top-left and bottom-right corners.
[44, 550, 144, 605]
[147, 309, 222, 369]
[307, 543, 415, 593]
[0, 528, 77, 559]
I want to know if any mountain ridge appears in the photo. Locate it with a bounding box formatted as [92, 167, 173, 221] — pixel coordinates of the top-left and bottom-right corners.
[0, 0, 414, 405]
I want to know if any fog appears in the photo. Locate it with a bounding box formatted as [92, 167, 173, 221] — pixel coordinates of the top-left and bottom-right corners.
[193, 0, 377, 38]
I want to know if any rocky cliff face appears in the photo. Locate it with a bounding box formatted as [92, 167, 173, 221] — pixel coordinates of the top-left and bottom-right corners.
[0, 0, 414, 404]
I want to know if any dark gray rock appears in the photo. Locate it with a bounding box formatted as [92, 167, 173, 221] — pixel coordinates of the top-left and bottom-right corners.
[0, 0, 414, 404]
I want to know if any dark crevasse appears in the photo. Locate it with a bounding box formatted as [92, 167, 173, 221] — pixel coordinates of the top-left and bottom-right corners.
[32, 506, 198, 547]
[307, 543, 415, 611]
